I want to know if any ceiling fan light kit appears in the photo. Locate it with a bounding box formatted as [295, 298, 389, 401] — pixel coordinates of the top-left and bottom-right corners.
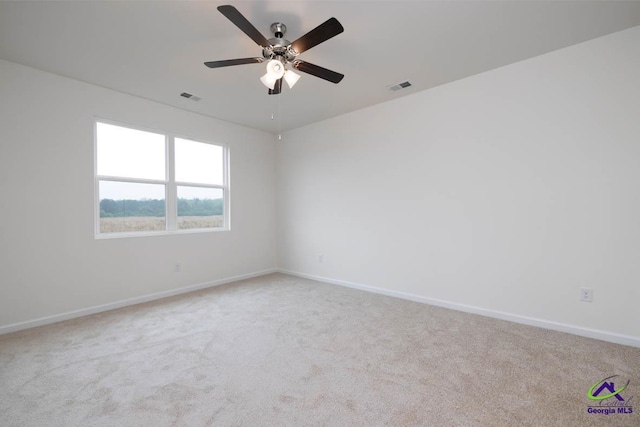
[205, 5, 344, 95]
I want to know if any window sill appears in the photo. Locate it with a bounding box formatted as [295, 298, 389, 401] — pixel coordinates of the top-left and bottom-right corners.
[94, 227, 230, 240]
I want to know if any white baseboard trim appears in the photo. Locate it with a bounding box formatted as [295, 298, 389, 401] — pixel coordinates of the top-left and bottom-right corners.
[0, 268, 277, 336]
[278, 269, 640, 349]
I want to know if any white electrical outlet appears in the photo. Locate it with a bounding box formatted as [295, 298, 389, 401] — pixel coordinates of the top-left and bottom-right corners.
[175, 263, 181, 273]
[318, 254, 324, 263]
[580, 287, 593, 302]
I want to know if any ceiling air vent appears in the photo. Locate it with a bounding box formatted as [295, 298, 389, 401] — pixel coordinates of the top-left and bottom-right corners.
[180, 92, 201, 101]
[388, 81, 412, 91]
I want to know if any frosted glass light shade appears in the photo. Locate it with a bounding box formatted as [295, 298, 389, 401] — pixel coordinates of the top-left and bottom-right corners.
[260, 73, 278, 89]
[284, 70, 301, 88]
[266, 59, 285, 78]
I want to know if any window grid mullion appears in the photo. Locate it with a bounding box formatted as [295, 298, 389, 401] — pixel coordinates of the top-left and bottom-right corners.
[175, 182, 225, 190]
[167, 135, 177, 231]
[96, 176, 168, 186]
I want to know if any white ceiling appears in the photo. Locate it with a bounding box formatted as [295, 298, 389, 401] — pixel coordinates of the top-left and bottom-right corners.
[1, 1, 639, 134]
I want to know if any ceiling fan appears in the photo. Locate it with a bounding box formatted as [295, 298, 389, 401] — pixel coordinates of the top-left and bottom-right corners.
[205, 5, 344, 95]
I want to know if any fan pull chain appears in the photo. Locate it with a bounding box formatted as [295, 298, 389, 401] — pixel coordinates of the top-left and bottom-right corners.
[270, 90, 282, 140]
[278, 90, 282, 140]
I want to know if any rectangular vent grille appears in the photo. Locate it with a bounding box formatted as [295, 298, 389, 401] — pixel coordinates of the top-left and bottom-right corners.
[180, 92, 201, 101]
[389, 81, 412, 91]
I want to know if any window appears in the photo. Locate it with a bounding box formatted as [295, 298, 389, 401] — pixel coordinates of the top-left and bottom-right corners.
[95, 120, 228, 237]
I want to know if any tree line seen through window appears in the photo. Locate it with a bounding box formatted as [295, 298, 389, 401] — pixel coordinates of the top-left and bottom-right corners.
[99, 198, 223, 218]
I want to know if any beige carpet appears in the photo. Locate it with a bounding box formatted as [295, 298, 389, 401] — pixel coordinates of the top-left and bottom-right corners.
[1, 273, 638, 426]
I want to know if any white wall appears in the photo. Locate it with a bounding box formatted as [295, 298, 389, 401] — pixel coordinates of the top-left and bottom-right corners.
[277, 26, 640, 344]
[0, 59, 277, 329]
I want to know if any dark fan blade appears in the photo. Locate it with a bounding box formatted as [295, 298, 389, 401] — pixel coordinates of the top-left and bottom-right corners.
[204, 57, 264, 68]
[290, 17, 343, 54]
[293, 60, 344, 84]
[268, 78, 283, 95]
[218, 5, 270, 48]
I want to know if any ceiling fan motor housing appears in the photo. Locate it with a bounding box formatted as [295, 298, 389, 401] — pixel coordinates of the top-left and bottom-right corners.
[263, 22, 298, 63]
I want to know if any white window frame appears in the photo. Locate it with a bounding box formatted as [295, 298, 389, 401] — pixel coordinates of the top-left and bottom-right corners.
[94, 118, 230, 239]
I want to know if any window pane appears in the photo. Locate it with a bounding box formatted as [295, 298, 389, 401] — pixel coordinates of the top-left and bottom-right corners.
[97, 122, 165, 180]
[177, 186, 224, 230]
[175, 138, 223, 185]
[99, 181, 166, 233]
